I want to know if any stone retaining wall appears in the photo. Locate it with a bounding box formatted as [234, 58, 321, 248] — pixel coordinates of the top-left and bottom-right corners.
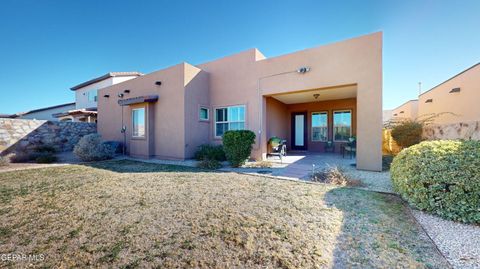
[0, 119, 96, 154]
[423, 121, 480, 141]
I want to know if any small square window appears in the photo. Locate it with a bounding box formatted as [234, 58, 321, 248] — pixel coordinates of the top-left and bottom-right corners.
[199, 107, 209, 121]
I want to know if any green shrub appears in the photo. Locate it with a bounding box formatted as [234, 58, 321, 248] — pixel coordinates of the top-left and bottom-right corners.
[390, 120, 423, 148]
[34, 145, 57, 153]
[222, 130, 256, 167]
[35, 153, 58, 164]
[196, 158, 222, 170]
[391, 140, 480, 224]
[9, 152, 32, 163]
[382, 155, 394, 171]
[74, 134, 115, 162]
[194, 144, 226, 161]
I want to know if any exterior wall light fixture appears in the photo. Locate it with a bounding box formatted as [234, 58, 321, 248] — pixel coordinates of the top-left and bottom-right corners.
[297, 67, 311, 74]
[155, 81, 162, 86]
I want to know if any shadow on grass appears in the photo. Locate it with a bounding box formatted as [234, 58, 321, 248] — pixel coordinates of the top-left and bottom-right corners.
[80, 159, 207, 174]
[324, 187, 450, 268]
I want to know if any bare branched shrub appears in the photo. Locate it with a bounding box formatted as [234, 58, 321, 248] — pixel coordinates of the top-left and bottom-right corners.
[74, 134, 115, 162]
[311, 166, 362, 186]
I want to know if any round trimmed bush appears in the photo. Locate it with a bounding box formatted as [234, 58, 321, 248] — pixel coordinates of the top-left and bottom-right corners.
[222, 130, 256, 167]
[391, 140, 480, 224]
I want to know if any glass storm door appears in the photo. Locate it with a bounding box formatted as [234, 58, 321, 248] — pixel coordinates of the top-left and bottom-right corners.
[291, 112, 307, 150]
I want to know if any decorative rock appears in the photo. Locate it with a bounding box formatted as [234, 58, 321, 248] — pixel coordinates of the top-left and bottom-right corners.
[0, 119, 96, 155]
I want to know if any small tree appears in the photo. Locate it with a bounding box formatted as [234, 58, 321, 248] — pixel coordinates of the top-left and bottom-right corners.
[390, 120, 423, 148]
[222, 130, 256, 167]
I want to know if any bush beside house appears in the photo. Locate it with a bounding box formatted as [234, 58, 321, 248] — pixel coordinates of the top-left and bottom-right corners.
[222, 130, 256, 167]
[194, 144, 226, 161]
[391, 140, 480, 224]
[73, 134, 115, 162]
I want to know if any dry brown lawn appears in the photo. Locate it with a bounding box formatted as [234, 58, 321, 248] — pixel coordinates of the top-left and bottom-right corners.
[0, 160, 448, 268]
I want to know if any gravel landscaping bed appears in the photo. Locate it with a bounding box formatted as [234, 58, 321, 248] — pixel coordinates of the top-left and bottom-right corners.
[341, 166, 393, 193]
[412, 210, 480, 269]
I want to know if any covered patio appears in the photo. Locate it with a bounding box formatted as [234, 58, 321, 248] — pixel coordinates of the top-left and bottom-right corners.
[264, 85, 358, 162]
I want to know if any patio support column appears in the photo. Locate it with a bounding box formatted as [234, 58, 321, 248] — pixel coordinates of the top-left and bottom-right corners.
[260, 96, 268, 160]
[356, 81, 382, 171]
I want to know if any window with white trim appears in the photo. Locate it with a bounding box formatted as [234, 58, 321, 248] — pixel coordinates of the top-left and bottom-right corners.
[215, 105, 245, 137]
[333, 110, 352, 141]
[199, 107, 209, 121]
[132, 108, 146, 138]
[312, 112, 328, 141]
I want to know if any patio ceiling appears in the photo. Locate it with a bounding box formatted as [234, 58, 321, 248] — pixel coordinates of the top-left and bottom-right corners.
[270, 85, 357, 104]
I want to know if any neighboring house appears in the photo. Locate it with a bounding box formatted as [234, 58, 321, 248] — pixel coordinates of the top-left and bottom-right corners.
[54, 72, 142, 122]
[418, 63, 480, 124]
[8, 103, 76, 121]
[98, 32, 383, 171]
[390, 99, 419, 121]
[383, 109, 393, 123]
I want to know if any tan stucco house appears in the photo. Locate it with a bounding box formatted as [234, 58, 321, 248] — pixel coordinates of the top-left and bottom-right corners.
[418, 62, 480, 124]
[98, 32, 383, 171]
[390, 99, 419, 121]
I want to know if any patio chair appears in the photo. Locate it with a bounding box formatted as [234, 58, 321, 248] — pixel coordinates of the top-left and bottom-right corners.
[267, 137, 287, 162]
[342, 139, 356, 159]
[324, 140, 335, 153]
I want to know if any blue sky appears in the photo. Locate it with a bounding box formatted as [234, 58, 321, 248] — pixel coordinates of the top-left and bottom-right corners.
[0, 0, 479, 114]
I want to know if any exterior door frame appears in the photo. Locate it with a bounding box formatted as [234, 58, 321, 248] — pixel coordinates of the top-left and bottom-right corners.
[291, 112, 308, 150]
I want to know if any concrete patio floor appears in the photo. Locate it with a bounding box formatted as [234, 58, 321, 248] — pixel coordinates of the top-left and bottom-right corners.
[267, 152, 356, 179]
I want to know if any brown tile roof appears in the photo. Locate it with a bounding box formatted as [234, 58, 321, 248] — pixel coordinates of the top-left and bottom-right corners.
[70, 72, 143, 91]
